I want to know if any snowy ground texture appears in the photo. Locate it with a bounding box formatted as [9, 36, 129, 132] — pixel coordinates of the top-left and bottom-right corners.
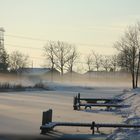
[1, 77, 140, 140]
[0, 83, 123, 140]
[107, 88, 140, 140]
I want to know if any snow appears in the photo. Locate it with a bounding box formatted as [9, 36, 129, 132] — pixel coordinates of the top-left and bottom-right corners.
[0, 83, 123, 140]
[107, 88, 140, 140]
[1, 73, 140, 139]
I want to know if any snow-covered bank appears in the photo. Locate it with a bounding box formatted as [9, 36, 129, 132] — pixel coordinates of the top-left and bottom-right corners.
[107, 88, 140, 140]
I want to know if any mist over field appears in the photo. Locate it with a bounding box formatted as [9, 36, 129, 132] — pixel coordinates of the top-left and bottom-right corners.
[0, 72, 132, 89]
[0, 69, 139, 140]
[0, 72, 127, 140]
[1, 0, 140, 139]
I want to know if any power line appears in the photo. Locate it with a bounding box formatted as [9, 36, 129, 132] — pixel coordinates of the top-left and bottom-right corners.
[4, 33, 114, 64]
[5, 43, 113, 58]
[77, 43, 112, 48]
[5, 43, 43, 50]
[5, 34, 47, 42]
[0, 32, 115, 69]
[5, 33, 113, 48]
[5, 44, 45, 60]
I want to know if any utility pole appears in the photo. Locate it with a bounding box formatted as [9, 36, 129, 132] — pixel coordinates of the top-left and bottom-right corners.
[32, 60, 33, 68]
[0, 27, 5, 48]
[0, 27, 5, 71]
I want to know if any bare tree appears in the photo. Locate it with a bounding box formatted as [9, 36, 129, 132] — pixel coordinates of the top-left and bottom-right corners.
[53, 41, 76, 75]
[44, 41, 78, 75]
[44, 41, 55, 71]
[136, 51, 140, 88]
[9, 51, 29, 72]
[44, 41, 56, 81]
[135, 22, 140, 88]
[115, 25, 140, 88]
[66, 46, 78, 73]
[117, 48, 131, 72]
[85, 53, 93, 71]
[110, 55, 118, 71]
[0, 44, 9, 71]
[92, 52, 102, 71]
[102, 56, 111, 72]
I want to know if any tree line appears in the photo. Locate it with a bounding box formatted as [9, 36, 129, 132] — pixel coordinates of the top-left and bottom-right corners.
[43, 22, 140, 89]
[1, 22, 140, 88]
[0, 47, 29, 73]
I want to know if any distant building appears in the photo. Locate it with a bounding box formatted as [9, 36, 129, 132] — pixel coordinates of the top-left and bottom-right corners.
[63, 71, 82, 81]
[17, 68, 60, 76]
[84, 71, 131, 79]
[64, 71, 82, 76]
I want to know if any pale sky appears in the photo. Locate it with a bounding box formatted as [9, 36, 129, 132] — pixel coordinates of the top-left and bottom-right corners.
[0, 0, 140, 68]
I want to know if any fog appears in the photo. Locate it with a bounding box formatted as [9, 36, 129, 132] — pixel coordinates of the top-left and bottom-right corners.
[0, 72, 132, 89]
[39, 72, 132, 89]
[0, 72, 132, 140]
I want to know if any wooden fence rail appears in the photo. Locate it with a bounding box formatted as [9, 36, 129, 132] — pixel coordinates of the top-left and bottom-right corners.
[73, 93, 124, 110]
[40, 109, 140, 135]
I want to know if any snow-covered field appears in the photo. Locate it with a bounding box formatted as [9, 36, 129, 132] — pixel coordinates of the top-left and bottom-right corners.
[0, 83, 125, 140]
[0, 74, 139, 140]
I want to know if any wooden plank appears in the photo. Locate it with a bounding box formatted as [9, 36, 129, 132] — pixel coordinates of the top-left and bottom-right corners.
[73, 93, 123, 110]
[80, 98, 122, 101]
[79, 103, 124, 107]
[75, 103, 129, 110]
[41, 121, 140, 129]
[77, 93, 122, 101]
[95, 123, 140, 128]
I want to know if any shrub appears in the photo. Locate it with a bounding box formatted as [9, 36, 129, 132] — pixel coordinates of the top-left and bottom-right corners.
[34, 81, 45, 88]
[0, 82, 23, 89]
[0, 82, 10, 89]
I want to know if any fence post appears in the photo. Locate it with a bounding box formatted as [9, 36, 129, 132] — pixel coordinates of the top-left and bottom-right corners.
[73, 96, 78, 110]
[78, 93, 80, 103]
[77, 93, 81, 110]
[41, 109, 53, 134]
[91, 121, 95, 134]
[42, 109, 52, 125]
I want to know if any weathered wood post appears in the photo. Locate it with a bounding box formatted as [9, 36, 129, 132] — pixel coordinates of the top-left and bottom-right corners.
[42, 109, 52, 125]
[73, 96, 78, 110]
[91, 121, 95, 134]
[77, 93, 81, 110]
[78, 93, 80, 103]
[41, 109, 52, 134]
[96, 126, 100, 133]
